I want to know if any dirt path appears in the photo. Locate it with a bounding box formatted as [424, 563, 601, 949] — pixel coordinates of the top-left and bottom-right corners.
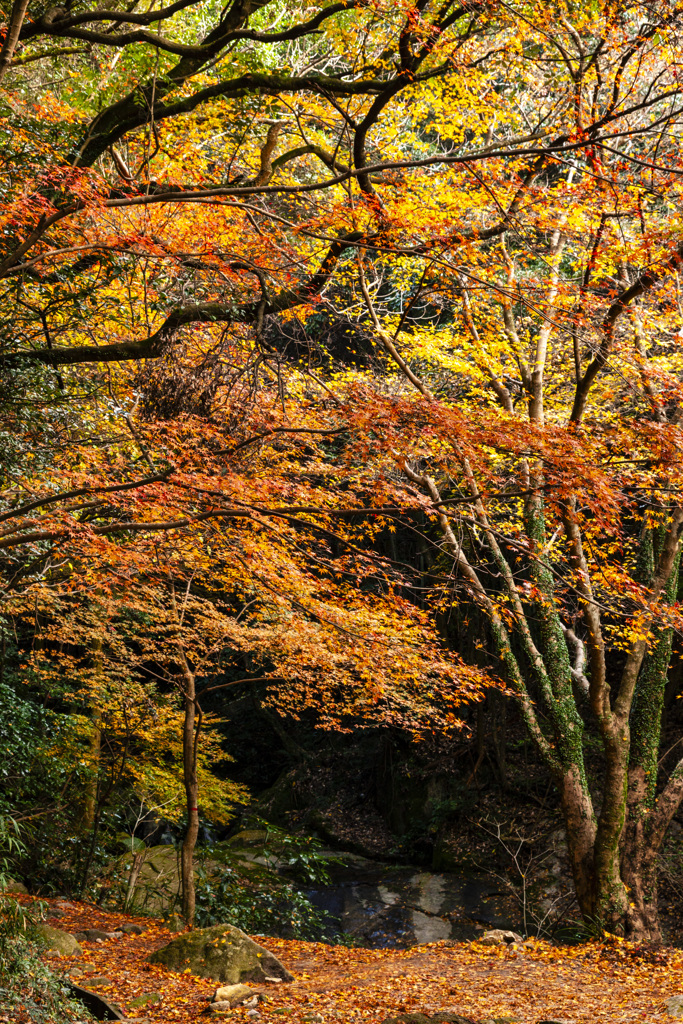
[32, 899, 683, 1023]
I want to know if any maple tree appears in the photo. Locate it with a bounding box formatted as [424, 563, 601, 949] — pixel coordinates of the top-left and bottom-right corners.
[1, 0, 683, 944]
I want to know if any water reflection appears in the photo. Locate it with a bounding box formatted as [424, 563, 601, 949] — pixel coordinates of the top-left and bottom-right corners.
[304, 857, 517, 948]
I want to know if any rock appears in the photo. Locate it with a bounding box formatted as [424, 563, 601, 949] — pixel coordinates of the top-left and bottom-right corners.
[164, 913, 184, 932]
[68, 982, 126, 1020]
[129, 992, 162, 1008]
[227, 829, 269, 847]
[209, 1003, 233, 1015]
[1, 876, 27, 894]
[34, 924, 82, 956]
[433, 1017, 477, 1024]
[212, 984, 261, 1007]
[48, 908, 65, 918]
[148, 923, 293, 985]
[119, 922, 144, 935]
[667, 997, 683, 1018]
[478, 929, 523, 946]
[86, 977, 114, 988]
[82, 928, 113, 942]
[381, 1016, 475, 1024]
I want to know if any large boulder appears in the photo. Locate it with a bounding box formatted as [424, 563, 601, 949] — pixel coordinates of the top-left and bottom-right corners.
[34, 924, 82, 956]
[667, 996, 683, 1018]
[147, 923, 293, 985]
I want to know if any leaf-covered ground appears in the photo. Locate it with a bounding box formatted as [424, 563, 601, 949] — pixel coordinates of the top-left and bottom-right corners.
[30, 899, 683, 1023]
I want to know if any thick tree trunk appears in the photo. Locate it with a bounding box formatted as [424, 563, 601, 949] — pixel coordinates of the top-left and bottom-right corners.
[621, 766, 662, 942]
[560, 765, 597, 918]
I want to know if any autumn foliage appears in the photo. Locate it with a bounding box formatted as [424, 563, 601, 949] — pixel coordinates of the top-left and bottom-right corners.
[1, 0, 683, 945]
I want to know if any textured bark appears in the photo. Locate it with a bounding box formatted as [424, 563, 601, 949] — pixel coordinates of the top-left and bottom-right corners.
[622, 766, 662, 942]
[560, 765, 597, 918]
[181, 663, 199, 928]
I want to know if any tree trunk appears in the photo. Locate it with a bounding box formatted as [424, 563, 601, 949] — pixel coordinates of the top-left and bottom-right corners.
[181, 672, 199, 928]
[82, 714, 101, 831]
[560, 764, 597, 919]
[621, 766, 662, 941]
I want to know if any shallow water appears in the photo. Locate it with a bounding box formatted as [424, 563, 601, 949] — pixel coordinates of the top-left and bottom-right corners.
[303, 857, 518, 948]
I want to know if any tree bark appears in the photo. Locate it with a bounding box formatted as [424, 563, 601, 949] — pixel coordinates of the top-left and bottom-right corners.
[180, 662, 199, 928]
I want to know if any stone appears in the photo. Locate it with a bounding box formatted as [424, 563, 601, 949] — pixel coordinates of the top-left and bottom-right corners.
[148, 923, 294, 985]
[1, 877, 27, 894]
[478, 929, 523, 946]
[432, 1016, 477, 1024]
[34, 924, 82, 956]
[119, 922, 144, 935]
[212, 984, 261, 1007]
[227, 829, 269, 847]
[667, 997, 683, 1019]
[129, 992, 162, 1008]
[379, 1017, 434, 1024]
[209, 1003, 232, 1015]
[48, 908, 65, 918]
[82, 928, 112, 942]
[380, 1016, 475, 1024]
[164, 913, 184, 932]
[68, 982, 126, 1021]
[86, 976, 114, 988]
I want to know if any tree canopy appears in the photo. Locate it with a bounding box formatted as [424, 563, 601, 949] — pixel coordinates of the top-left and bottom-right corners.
[2, 0, 683, 941]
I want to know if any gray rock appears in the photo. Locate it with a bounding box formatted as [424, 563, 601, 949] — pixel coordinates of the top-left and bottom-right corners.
[478, 929, 523, 946]
[667, 996, 683, 1018]
[82, 928, 112, 942]
[68, 982, 126, 1021]
[148, 923, 293, 985]
[1, 877, 27, 894]
[119, 922, 144, 935]
[129, 992, 162, 1008]
[34, 924, 82, 956]
[212, 984, 260, 1007]
[433, 1016, 477, 1024]
[86, 976, 114, 988]
[209, 1003, 232, 1015]
[381, 1017, 475, 1024]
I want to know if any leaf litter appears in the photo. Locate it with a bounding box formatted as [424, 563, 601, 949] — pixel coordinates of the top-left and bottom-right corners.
[26, 898, 683, 1023]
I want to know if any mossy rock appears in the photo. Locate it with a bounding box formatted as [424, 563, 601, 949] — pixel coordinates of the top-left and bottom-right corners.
[147, 923, 293, 985]
[35, 924, 82, 955]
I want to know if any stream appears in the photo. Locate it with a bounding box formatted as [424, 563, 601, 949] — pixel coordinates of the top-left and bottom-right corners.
[302, 856, 519, 948]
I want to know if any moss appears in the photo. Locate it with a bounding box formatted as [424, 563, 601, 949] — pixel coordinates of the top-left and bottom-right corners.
[147, 923, 293, 985]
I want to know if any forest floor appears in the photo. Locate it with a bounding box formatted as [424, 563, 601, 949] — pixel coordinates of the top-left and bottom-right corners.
[23, 897, 683, 1024]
